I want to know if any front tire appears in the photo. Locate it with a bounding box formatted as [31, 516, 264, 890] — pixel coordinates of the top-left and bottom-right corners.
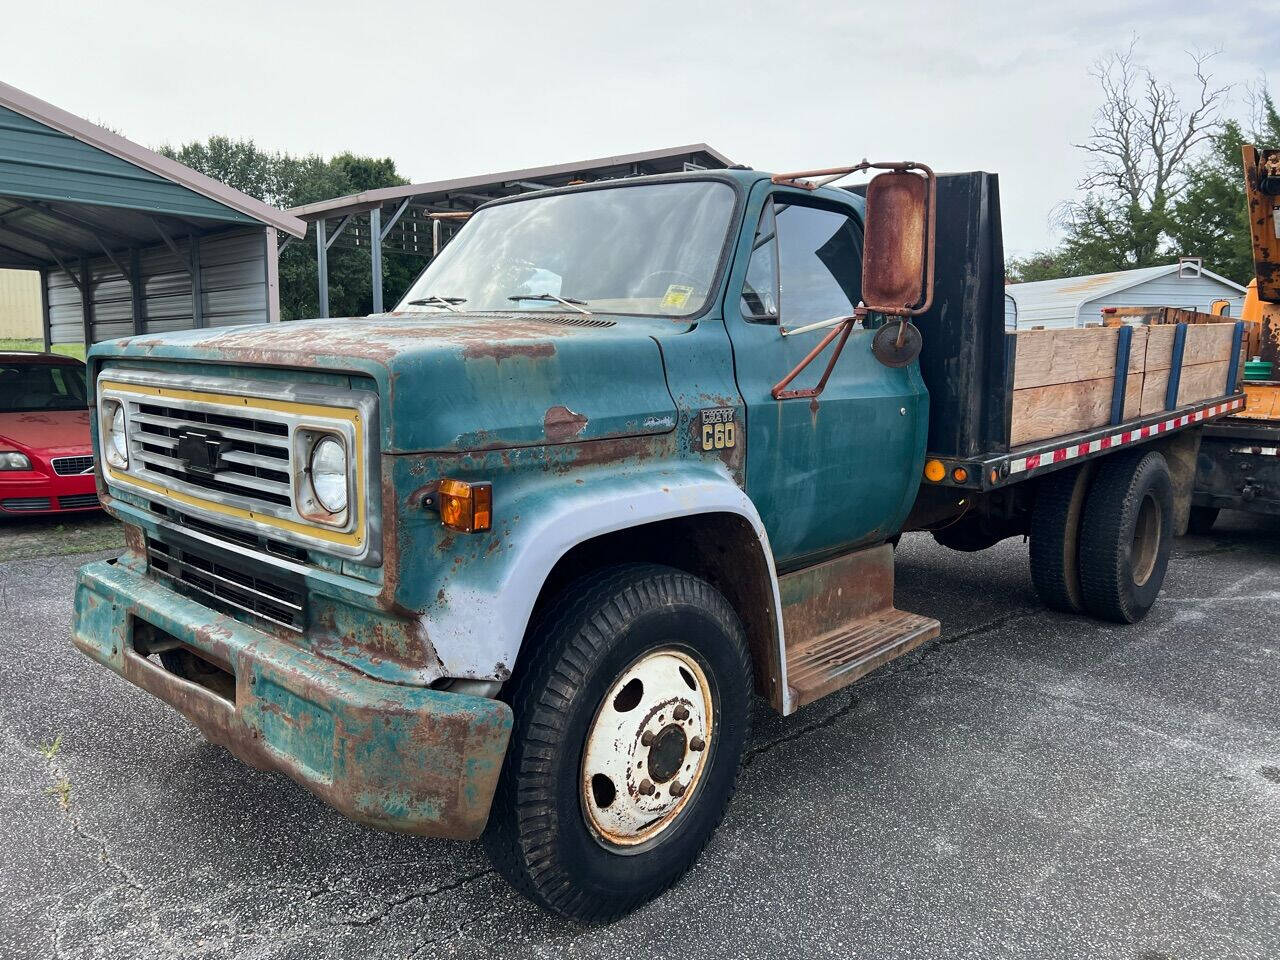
[1078, 450, 1174, 623]
[483, 564, 752, 922]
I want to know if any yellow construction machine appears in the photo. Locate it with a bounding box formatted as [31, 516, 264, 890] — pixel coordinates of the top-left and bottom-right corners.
[1189, 145, 1280, 530]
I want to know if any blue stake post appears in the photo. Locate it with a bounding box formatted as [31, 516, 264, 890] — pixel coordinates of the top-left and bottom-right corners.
[1225, 320, 1246, 393]
[1110, 324, 1133, 425]
[1165, 323, 1188, 410]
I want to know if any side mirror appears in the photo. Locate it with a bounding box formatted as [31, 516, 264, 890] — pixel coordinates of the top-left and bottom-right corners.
[861, 165, 935, 317]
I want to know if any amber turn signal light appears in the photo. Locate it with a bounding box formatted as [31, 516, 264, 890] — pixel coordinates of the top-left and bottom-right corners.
[923, 459, 946, 483]
[951, 466, 968, 484]
[438, 479, 492, 533]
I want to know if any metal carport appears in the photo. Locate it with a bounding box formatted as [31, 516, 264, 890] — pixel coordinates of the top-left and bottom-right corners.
[287, 144, 732, 317]
[0, 81, 306, 350]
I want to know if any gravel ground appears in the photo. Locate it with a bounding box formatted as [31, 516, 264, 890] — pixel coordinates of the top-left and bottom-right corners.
[1, 514, 1276, 959]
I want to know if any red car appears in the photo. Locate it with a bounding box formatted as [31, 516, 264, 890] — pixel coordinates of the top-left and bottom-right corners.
[0, 351, 99, 515]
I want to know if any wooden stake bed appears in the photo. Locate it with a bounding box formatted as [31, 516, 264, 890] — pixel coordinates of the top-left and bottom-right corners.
[1009, 322, 1244, 447]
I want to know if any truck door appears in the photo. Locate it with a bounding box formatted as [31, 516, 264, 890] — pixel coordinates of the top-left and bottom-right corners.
[725, 184, 928, 566]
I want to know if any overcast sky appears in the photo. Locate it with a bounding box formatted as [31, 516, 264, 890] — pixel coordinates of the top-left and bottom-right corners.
[5, 1, 1277, 258]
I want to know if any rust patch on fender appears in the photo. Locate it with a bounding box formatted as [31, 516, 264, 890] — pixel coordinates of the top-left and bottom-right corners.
[544, 404, 589, 443]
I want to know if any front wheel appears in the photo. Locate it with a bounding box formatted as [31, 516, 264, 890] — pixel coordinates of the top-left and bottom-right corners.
[483, 564, 753, 922]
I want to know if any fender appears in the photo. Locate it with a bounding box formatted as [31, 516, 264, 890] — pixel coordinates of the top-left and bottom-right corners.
[423, 464, 788, 695]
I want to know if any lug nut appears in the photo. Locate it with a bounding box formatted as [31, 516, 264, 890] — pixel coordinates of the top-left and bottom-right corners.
[641, 731, 654, 746]
[638, 778, 655, 795]
[689, 736, 706, 751]
[669, 780, 686, 798]
[673, 704, 690, 721]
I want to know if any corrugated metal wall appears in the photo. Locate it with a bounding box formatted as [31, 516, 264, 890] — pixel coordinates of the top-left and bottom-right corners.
[1079, 275, 1245, 324]
[0, 268, 41, 337]
[46, 228, 270, 344]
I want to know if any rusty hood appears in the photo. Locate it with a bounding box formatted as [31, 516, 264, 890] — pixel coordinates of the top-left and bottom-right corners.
[91, 313, 681, 453]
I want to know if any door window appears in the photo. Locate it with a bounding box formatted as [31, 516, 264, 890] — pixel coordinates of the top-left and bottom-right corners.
[741, 199, 863, 326]
[740, 200, 779, 321]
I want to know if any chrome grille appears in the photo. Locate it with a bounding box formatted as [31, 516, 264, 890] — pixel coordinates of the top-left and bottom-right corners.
[52, 455, 94, 476]
[96, 369, 378, 562]
[146, 537, 306, 633]
[129, 401, 293, 507]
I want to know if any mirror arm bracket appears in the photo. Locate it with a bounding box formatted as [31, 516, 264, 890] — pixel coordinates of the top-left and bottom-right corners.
[771, 315, 858, 402]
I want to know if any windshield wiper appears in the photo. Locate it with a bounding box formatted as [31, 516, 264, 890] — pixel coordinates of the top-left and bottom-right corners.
[506, 292, 592, 316]
[407, 295, 467, 313]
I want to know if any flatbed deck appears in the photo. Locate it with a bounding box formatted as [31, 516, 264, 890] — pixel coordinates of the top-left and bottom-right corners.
[925, 393, 1246, 492]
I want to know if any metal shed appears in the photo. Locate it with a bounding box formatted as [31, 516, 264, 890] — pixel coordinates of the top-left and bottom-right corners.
[288, 144, 732, 317]
[1006, 261, 1248, 330]
[0, 81, 306, 349]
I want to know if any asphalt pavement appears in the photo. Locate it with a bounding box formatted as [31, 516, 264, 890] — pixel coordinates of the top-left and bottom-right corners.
[2, 514, 1277, 959]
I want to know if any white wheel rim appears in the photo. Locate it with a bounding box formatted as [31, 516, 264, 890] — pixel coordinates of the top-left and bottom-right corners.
[581, 648, 714, 848]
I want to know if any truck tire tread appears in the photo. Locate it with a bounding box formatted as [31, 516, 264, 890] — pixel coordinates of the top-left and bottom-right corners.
[483, 563, 751, 923]
[1029, 464, 1093, 614]
[1077, 450, 1173, 624]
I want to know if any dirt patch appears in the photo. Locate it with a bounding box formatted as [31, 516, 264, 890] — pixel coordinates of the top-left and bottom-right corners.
[0, 512, 124, 561]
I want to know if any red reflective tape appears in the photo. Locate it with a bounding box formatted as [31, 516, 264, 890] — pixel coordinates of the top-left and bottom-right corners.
[1025, 454, 1041, 470]
[1053, 448, 1068, 462]
[1077, 443, 1090, 456]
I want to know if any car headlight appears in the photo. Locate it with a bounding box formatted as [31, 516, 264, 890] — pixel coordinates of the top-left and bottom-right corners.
[102, 400, 128, 469]
[308, 436, 349, 515]
[0, 451, 31, 471]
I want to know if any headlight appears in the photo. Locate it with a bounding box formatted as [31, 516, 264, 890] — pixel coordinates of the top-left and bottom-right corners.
[308, 436, 349, 515]
[0, 451, 31, 471]
[102, 400, 128, 469]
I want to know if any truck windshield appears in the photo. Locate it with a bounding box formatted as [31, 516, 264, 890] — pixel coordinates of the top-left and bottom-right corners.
[0, 360, 87, 413]
[396, 181, 736, 317]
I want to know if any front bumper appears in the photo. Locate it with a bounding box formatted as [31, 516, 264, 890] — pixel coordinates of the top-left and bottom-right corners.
[73, 557, 512, 839]
[0, 471, 98, 514]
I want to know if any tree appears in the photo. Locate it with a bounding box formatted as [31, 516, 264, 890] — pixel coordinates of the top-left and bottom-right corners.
[1065, 43, 1229, 271]
[158, 138, 420, 320]
[1007, 44, 1231, 283]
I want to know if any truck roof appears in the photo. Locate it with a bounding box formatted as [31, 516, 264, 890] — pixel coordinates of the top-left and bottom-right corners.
[477, 166, 865, 212]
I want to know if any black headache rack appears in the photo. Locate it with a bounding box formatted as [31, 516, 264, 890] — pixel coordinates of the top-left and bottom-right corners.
[849, 171, 1245, 493]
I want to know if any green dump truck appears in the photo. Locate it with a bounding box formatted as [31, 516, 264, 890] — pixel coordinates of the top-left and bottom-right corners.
[73, 161, 1244, 921]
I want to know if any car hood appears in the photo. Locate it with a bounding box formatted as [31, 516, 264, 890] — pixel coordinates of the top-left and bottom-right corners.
[91, 313, 684, 453]
[0, 409, 92, 455]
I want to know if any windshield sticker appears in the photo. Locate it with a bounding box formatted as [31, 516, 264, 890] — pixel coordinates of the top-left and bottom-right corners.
[661, 284, 695, 311]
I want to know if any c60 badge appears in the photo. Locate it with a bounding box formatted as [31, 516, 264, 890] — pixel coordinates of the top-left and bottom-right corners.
[699, 407, 736, 452]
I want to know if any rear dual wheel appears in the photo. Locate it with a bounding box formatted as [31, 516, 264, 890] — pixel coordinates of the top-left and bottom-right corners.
[1078, 450, 1174, 623]
[1030, 450, 1174, 624]
[484, 564, 752, 923]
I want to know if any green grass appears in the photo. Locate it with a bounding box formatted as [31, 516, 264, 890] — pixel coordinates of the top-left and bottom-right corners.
[0, 513, 124, 562]
[0, 338, 85, 361]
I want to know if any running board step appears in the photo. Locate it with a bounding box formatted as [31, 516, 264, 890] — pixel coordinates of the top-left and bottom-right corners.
[779, 544, 940, 713]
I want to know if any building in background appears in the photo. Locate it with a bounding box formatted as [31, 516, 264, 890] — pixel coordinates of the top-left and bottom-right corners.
[1005, 260, 1248, 330]
[0, 268, 41, 338]
[0, 81, 306, 349]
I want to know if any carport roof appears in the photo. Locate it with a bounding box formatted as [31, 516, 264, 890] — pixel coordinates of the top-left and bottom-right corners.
[287, 143, 734, 220]
[0, 81, 305, 271]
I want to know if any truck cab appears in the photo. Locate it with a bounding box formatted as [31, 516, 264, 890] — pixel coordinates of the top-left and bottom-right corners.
[74, 163, 1229, 922]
